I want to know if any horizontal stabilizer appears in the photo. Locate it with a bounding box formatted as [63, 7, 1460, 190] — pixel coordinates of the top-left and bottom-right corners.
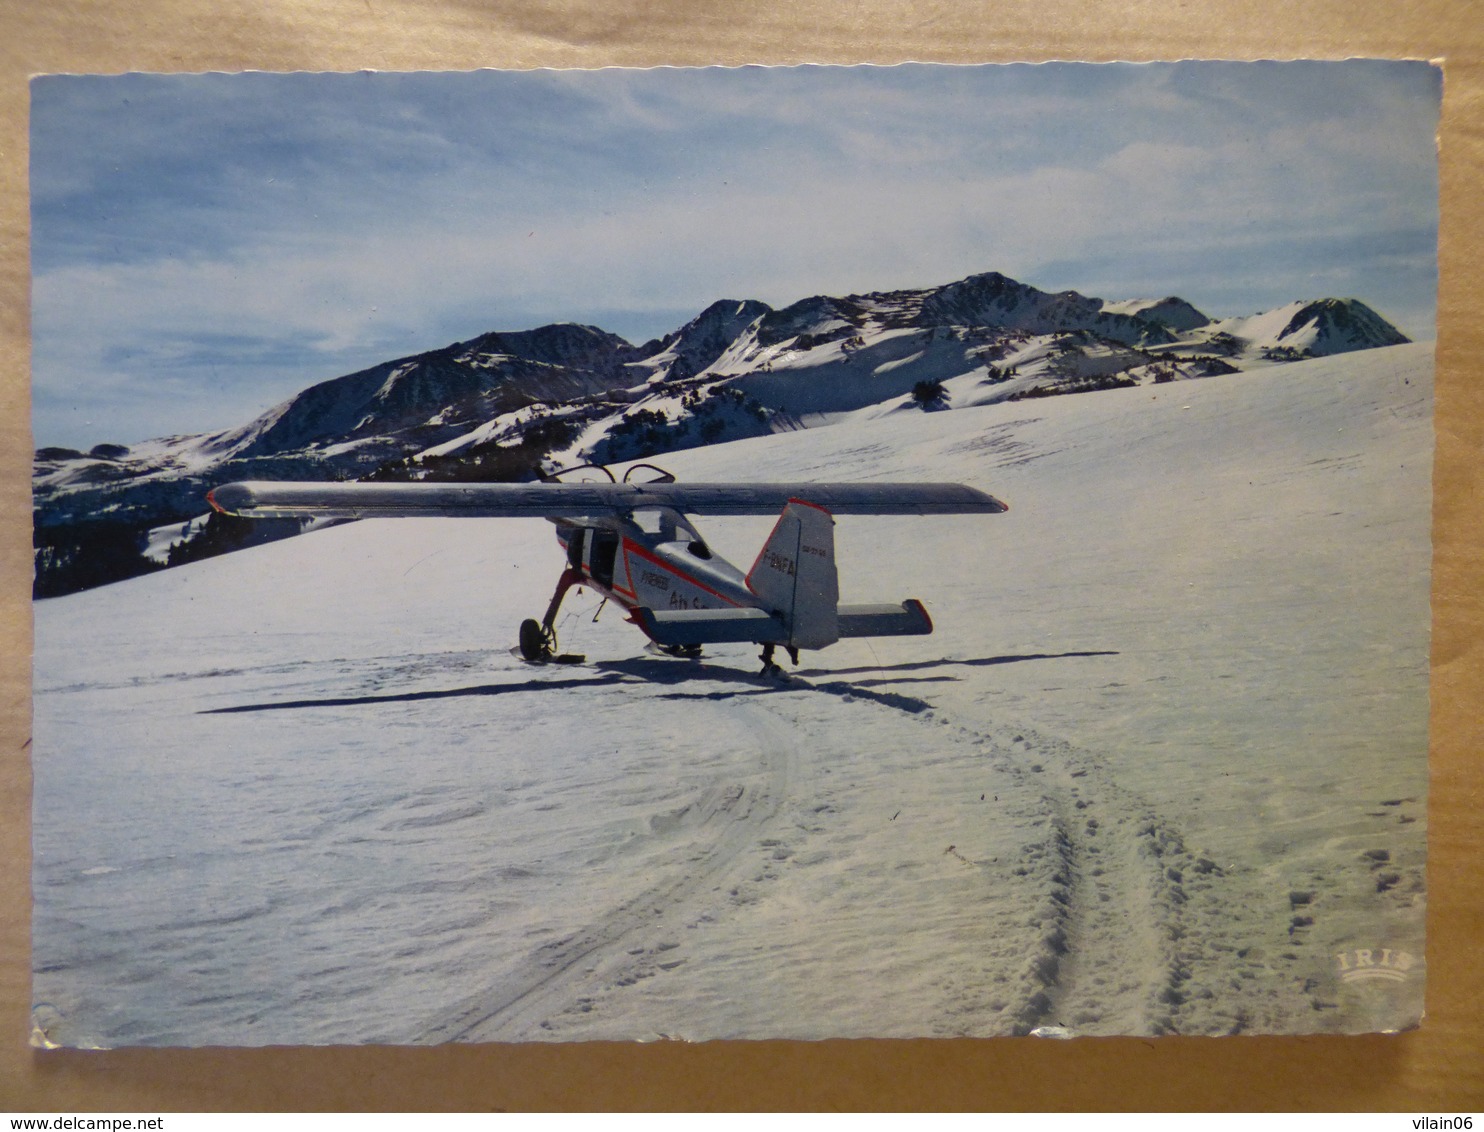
[837, 600, 934, 638]
[634, 599, 933, 646]
[632, 606, 787, 646]
[206, 480, 1007, 521]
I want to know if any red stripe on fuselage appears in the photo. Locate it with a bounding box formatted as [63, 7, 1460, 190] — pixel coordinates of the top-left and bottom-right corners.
[622, 539, 745, 607]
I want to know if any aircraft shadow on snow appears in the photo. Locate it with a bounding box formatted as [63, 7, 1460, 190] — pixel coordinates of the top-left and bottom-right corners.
[794, 651, 1119, 678]
[597, 651, 1119, 715]
[198, 650, 1117, 717]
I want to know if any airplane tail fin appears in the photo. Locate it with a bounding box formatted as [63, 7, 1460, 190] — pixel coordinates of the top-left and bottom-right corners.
[746, 499, 840, 650]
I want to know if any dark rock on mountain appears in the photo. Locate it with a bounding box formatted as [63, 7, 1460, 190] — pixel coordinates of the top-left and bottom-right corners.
[753, 295, 868, 348]
[1275, 298, 1411, 355]
[643, 299, 772, 379]
[1113, 297, 1212, 333]
[918, 272, 1176, 346]
[221, 323, 640, 463]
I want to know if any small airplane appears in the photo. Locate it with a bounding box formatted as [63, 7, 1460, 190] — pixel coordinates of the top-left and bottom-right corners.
[206, 463, 1007, 675]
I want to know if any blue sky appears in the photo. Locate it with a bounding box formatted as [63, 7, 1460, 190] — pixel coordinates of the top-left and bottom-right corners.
[30, 61, 1441, 448]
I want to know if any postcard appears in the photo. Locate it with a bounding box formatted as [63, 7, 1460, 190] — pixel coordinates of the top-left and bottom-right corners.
[30, 61, 1438, 1045]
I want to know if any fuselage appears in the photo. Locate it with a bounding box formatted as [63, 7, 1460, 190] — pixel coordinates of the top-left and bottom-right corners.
[552, 513, 757, 625]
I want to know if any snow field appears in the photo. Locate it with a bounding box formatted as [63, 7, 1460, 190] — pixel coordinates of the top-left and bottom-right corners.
[32, 343, 1431, 1043]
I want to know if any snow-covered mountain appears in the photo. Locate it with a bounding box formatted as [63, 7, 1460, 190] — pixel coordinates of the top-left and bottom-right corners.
[32, 269, 1413, 594]
[225, 322, 641, 460]
[632, 299, 773, 384]
[35, 323, 642, 516]
[420, 279, 1407, 474]
[1171, 298, 1413, 361]
[919, 271, 1178, 345]
[1100, 296, 1213, 333]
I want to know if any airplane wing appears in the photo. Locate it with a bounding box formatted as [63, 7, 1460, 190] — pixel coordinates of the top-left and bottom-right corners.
[206, 479, 1008, 520]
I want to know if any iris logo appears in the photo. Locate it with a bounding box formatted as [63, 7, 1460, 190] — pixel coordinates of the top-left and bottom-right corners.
[1335, 947, 1418, 983]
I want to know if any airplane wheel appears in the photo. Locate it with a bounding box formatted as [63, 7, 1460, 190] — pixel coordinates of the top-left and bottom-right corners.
[519, 618, 551, 662]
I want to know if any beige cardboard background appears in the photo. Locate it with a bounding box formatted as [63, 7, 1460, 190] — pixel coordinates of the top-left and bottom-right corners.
[3, 1, 1480, 1110]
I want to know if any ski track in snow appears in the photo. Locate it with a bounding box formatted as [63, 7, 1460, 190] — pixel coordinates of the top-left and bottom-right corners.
[406, 658, 1243, 1041]
[419, 691, 802, 1041]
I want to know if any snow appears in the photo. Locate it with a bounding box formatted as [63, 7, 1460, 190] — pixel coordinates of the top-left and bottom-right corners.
[1177, 299, 1407, 361]
[1201, 301, 1316, 348]
[142, 513, 210, 563]
[1100, 297, 1212, 333]
[31, 343, 1431, 1046]
[33, 432, 229, 492]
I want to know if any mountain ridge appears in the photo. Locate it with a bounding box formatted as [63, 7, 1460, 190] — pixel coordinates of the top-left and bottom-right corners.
[32, 268, 1413, 595]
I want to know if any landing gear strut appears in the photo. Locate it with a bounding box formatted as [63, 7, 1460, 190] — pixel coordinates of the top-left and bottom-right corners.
[518, 567, 585, 664]
[759, 642, 799, 677]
